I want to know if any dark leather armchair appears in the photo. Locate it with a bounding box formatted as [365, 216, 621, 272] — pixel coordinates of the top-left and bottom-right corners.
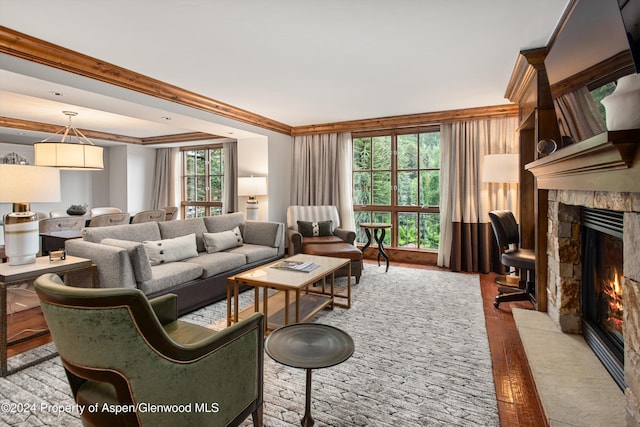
[34, 273, 264, 426]
[488, 210, 536, 308]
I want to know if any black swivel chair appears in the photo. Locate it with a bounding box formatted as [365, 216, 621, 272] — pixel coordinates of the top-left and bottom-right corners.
[488, 210, 536, 308]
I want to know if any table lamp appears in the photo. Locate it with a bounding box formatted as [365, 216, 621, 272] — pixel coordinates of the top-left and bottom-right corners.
[482, 153, 519, 210]
[238, 176, 267, 221]
[0, 165, 61, 265]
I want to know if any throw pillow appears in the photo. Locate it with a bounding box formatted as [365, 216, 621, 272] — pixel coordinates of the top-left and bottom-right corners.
[101, 238, 153, 282]
[203, 226, 244, 253]
[297, 220, 333, 237]
[142, 233, 198, 266]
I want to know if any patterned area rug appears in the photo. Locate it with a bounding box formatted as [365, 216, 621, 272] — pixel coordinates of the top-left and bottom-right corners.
[0, 266, 498, 426]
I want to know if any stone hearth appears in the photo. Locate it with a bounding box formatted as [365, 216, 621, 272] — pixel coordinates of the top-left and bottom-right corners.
[546, 189, 640, 425]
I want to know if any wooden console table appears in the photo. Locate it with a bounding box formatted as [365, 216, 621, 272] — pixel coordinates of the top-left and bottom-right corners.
[0, 256, 97, 376]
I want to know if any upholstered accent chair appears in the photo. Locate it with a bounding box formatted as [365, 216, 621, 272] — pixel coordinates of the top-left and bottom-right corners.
[34, 273, 264, 427]
[39, 216, 85, 233]
[286, 205, 362, 284]
[162, 206, 179, 221]
[88, 212, 131, 227]
[130, 209, 166, 224]
[488, 210, 536, 308]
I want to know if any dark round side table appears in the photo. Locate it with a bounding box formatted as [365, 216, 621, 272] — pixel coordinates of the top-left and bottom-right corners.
[359, 222, 392, 272]
[264, 323, 355, 427]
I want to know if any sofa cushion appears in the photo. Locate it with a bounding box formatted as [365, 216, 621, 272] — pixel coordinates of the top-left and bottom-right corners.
[143, 233, 199, 266]
[82, 222, 161, 243]
[158, 218, 208, 252]
[203, 226, 243, 253]
[203, 212, 245, 234]
[228, 244, 279, 264]
[183, 252, 247, 278]
[138, 262, 204, 295]
[297, 220, 334, 237]
[101, 238, 153, 283]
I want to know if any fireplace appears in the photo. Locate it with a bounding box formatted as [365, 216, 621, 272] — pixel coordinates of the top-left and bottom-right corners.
[543, 189, 640, 425]
[581, 207, 624, 389]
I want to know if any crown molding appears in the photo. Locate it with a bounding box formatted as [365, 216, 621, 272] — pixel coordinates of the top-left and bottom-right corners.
[0, 26, 293, 136]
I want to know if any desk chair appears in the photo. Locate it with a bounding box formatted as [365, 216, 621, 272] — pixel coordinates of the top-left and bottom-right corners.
[488, 210, 536, 308]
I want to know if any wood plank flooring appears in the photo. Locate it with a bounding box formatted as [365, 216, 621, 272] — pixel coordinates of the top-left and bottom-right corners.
[8, 261, 547, 426]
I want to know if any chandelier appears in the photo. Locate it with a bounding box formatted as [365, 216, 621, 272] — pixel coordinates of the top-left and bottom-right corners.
[34, 111, 104, 170]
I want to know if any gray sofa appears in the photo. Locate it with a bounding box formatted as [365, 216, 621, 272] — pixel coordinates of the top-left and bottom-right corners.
[66, 212, 284, 315]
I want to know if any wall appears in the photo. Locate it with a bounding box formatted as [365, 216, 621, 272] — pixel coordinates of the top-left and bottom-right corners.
[234, 133, 292, 224]
[125, 144, 156, 213]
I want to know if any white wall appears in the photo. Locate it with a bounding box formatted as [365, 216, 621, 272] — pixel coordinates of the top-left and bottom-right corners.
[125, 144, 156, 213]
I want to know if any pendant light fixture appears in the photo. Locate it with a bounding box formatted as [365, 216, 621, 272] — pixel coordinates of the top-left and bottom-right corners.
[34, 111, 104, 170]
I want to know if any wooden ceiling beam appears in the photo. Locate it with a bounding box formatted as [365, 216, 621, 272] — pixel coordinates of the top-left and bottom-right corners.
[140, 132, 224, 145]
[291, 104, 519, 136]
[0, 116, 222, 145]
[0, 26, 293, 136]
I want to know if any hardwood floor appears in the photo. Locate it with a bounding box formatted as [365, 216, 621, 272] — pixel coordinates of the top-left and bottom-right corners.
[8, 261, 547, 426]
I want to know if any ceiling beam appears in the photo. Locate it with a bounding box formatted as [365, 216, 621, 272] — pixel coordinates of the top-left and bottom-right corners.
[291, 104, 519, 136]
[0, 26, 293, 136]
[0, 116, 222, 145]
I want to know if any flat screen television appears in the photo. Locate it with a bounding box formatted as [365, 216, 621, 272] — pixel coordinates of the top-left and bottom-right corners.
[545, 0, 635, 87]
[619, 0, 640, 73]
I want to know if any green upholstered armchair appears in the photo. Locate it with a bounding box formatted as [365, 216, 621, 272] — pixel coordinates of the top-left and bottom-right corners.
[34, 273, 264, 427]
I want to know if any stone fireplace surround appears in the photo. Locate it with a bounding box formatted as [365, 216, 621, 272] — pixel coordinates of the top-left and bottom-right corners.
[546, 189, 640, 425]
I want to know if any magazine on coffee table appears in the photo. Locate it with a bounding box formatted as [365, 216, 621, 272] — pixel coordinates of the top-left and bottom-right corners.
[271, 260, 320, 273]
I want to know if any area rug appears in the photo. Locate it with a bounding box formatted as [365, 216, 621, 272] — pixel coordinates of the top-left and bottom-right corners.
[0, 265, 499, 426]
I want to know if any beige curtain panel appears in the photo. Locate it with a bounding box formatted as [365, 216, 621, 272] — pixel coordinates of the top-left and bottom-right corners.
[438, 117, 519, 272]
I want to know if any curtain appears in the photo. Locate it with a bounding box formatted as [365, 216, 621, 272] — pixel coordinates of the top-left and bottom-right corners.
[223, 141, 238, 214]
[438, 117, 519, 272]
[150, 148, 179, 213]
[554, 86, 606, 143]
[291, 132, 355, 230]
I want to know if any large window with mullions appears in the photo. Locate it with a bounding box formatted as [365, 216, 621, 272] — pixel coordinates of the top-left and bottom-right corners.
[352, 130, 440, 250]
[181, 145, 224, 218]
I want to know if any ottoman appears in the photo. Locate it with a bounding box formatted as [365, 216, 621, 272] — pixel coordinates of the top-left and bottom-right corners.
[303, 242, 363, 284]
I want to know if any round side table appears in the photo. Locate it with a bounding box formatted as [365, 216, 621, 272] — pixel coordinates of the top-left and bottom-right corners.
[264, 323, 354, 427]
[359, 222, 392, 272]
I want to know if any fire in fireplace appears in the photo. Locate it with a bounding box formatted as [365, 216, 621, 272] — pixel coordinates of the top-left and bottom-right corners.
[581, 207, 625, 389]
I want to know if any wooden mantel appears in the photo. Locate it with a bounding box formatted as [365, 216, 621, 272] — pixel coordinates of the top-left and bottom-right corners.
[525, 130, 640, 192]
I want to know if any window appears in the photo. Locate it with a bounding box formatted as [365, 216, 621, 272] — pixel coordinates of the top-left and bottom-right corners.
[181, 145, 224, 218]
[353, 130, 440, 250]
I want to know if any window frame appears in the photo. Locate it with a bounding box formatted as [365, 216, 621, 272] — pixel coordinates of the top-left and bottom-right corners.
[352, 125, 441, 251]
[180, 144, 224, 218]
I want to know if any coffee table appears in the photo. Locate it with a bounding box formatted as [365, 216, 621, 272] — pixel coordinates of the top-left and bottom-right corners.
[227, 254, 351, 334]
[265, 323, 354, 427]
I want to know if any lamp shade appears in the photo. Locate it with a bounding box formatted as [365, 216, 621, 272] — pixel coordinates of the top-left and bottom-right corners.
[482, 154, 519, 183]
[0, 164, 61, 203]
[0, 165, 61, 265]
[238, 176, 268, 196]
[34, 142, 104, 170]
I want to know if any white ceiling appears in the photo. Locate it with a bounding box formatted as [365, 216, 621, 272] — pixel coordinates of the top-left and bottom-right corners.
[0, 0, 569, 146]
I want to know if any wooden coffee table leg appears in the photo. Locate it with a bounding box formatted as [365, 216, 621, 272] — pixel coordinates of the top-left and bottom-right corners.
[301, 368, 314, 427]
